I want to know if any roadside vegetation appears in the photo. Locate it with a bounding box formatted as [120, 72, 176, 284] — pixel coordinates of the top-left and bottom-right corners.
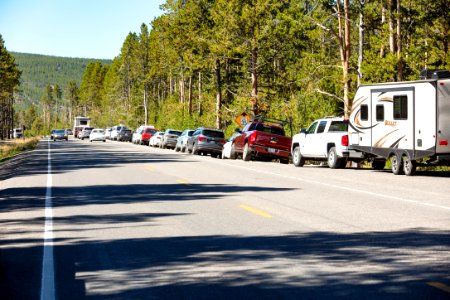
[0, 137, 40, 162]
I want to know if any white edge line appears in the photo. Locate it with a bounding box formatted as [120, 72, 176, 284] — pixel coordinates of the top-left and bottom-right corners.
[41, 139, 55, 300]
[220, 161, 450, 212]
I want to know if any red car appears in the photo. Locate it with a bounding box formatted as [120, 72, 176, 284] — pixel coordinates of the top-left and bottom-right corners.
[139, 126, 158, 145]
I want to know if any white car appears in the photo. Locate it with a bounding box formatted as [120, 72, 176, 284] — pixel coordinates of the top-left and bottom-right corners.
[149, 131, 164, 147]
[89, 128, 106, 142]
[221, 134, 239, 159]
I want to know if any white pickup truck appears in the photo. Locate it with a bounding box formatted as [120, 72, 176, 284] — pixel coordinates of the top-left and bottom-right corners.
[291, 117, 362, 168]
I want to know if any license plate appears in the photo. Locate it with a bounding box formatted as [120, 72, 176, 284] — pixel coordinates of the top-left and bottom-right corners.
[268, 147, 277, 153]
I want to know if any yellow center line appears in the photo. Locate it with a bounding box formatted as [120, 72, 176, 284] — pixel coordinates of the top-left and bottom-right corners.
[145, 166, 156, 172]
[427, 282, 450, 294]
[176, 180, 190, 185]
[239, 204, 273, 219]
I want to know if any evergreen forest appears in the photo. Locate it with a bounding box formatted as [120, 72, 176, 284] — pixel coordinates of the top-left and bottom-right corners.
[6, 0, 450, 137]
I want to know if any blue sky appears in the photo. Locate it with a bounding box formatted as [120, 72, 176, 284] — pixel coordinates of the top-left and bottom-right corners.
[0, 0, 166, 59]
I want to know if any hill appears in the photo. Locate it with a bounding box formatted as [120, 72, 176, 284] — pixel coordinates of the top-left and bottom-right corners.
[12, 52, 111, 109]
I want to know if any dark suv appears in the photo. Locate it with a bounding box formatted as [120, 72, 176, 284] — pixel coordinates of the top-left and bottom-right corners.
[117, 129, 132, 142]
[186, 127, 226, 158]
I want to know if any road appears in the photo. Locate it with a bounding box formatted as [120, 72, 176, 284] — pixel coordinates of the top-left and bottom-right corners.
[1, 138, 449, 299]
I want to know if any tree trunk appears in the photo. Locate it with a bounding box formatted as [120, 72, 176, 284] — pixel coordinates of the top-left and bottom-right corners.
[144, 85, 149, 125]
[357, 0, 365, 87]
[396, 0, 403, 81]
[251, 43, 258, 115]
[215, 59, 222, 129]
[389, 0, 396, 54]
[188, 75, 193, 115]
[198, 72, 202, 116]
[343, 0, 351, 118]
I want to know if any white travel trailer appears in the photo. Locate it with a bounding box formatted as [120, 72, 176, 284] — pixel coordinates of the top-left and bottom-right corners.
[348, 70, 450, 175]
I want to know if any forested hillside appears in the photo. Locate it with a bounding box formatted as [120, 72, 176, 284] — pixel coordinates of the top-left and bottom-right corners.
[72, 0, 449, 137]
[13, 52, 111, 108]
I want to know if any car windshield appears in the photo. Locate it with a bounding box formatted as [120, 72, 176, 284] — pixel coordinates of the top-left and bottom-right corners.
[203, 130, 224, 138]
[328, 121, 348, 132]
[145, 129, 157, 134]
[93, 129, 104, 133]
[55, 130, 65, 134]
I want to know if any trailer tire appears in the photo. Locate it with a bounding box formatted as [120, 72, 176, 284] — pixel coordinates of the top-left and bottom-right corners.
[292, 146, 305, 167]
[403, 155, 417, 176]
[390, 153, 404, 175]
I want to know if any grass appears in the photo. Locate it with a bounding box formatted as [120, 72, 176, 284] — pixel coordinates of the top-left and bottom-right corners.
[0, 137, 40, 162]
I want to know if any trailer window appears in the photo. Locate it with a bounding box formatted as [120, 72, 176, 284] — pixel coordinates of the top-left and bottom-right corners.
[376, 105, 384, 121]
[360, 105, 368, 121]
[394, 95, 408, 120]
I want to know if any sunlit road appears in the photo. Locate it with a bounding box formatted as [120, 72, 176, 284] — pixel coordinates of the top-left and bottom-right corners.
[1, 138, 450, 299]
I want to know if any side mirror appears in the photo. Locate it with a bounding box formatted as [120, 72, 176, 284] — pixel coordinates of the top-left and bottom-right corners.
[300, 128, 307, 134]
[235, 128, 242, 134]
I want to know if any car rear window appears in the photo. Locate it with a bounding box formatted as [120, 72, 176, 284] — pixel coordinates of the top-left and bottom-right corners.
[168, 130, 182, 135]
[254, 124, 285, 136]
[328, 121, 348, 132]
[145, 129, 157, 134]
[203, 130, 224, 138]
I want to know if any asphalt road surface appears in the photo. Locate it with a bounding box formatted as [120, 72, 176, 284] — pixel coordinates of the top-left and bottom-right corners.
[1, 138, 450, 299]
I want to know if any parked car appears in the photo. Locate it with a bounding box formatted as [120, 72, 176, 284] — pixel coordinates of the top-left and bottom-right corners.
[133, 126, 158, 145]
[149, 131, 164, 147]
[89, 128, 106, 142]
[50, 129, 57, 140]
[79, 127, 94, 140]
[161, 129, 182, 149]
[52, 129, 68, 141]
[118, 129, 132, 142]
[221, 134, 240, 159]
[65, 128, 73, 136]
[175, 129, 194, 152]
[232, 120, 292, 164]
[291, 117, 363, 168]
[111, 125, 127, 141]
[105, 128, 112, 139]
[186, 127, 226, 158]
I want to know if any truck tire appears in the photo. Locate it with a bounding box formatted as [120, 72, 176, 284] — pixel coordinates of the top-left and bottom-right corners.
[390, 153, 403, 175]
[292, 146, 305, 167]
[242, 143, 252, 161]
[403, 155, 416, 176]
[229, 143, 237, 159]
[327, 147, 342, 169]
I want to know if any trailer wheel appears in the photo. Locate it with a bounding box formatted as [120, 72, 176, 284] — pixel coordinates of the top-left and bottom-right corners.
[403, 155, 417, 176]
[292, 146, 305, 167]
[390, 154, 404, 175]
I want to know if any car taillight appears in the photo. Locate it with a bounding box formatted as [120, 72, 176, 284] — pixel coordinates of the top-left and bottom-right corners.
[341, 135, 349, 146]
[198, 136, 207, 142]
[219, 139, 226, 144]
[440, 140, 449, 146]
[249, 132, 257, 144]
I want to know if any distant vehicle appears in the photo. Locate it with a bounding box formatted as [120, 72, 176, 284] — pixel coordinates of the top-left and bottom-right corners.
[161, 129, 182, 149]
[221, 134, 240, 159]
[118, 129, 132, 142]
[149, 131, 164, 147]
[105, 128, 112, 139]
[232, 119, 292, 164]
[13, 128, 23, 138]
[65, 128, 73, 135]
[89, 128, 106, 142]
[78, 127, 94, 140]
[291, 117, 362, 169]
[186, 127, 226, 158]
[73, 116, 90, 138]
[52, 129, 68, 141]
[111, 125, 127, 141]
[132, 125, 157, 145]
[175, 129, 194, 152]
[50, 129, 57, 140]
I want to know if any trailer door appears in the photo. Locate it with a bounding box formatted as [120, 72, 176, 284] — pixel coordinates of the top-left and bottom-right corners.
[437, 79, 450, 154]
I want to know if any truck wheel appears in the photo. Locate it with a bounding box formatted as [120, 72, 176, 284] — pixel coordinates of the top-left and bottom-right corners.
[390, 154, 404, 175]
[403, 155, 416, 176]
[230, 143, 237, 159]
[327, 147, 342, 169]
[292, 146, 305, 167]
[242, 143, 252, 161]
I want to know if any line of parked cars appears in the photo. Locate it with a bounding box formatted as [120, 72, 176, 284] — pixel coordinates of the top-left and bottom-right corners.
[72, 116, 362, 171]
